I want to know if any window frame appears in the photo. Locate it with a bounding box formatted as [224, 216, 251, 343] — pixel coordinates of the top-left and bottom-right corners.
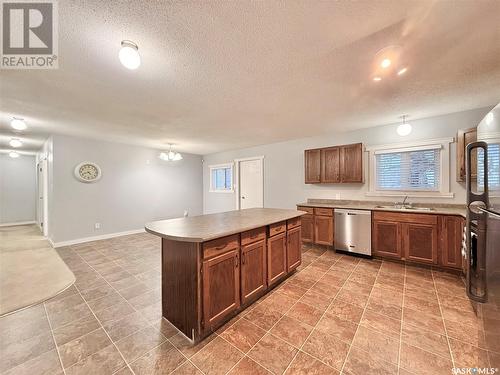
[209, 163, 234, 193]
[366, 138, 454, 198]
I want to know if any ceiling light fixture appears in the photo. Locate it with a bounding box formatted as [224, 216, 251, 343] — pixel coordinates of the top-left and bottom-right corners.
[9, 151, 20, 158]
[119, 40, 141, 70]
[159, 144, 183, 161]
[11, 117, 27, 130]
[397, 67, 408, 76]
[373, 76, 382, 82]
[381, 58, 391, 68]
[9, 138, 22, 148]
[397, 115, 412, 136]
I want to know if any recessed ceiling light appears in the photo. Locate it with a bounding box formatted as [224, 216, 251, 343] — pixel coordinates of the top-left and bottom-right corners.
[373, 77, 382, 82]
[397, 67, 408, 76]
[9, 138, 22, 148]
[119, 40, 141, 70]
[381, 59, 391, 68]
[11, 118, 27, 130]
[9, 151, 20, 158]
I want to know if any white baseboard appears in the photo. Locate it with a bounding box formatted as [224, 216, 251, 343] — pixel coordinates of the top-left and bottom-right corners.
[0, 221, 36, 227]
[52, 228, 146, 248]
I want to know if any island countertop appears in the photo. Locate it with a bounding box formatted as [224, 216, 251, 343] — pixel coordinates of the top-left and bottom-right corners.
[145, 208, 306, 242]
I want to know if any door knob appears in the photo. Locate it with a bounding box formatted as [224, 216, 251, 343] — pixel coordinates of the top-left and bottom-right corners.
[241, 196, 246, 199]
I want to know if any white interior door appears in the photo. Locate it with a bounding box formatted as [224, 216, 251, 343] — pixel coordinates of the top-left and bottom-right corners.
[37, 159, 48, 236]
[239, 158, 264, 209]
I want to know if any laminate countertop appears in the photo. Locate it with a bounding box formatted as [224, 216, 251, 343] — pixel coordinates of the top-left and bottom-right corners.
[145, 208, 306, 243]
[297, 200, 466, 217]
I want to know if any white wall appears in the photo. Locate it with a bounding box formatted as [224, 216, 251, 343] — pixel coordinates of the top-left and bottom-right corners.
[49, 135, 203, 244]
[0, 153, 37, 225]
[203, 107, 492, 214]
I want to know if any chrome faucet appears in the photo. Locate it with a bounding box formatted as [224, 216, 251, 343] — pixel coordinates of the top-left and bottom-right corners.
[395, 196, 411, 209]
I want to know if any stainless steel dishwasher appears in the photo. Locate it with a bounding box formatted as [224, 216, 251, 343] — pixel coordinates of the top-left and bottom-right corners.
[335, 209, 372, 256]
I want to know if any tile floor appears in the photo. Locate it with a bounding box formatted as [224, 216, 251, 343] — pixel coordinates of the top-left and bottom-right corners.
[1, 232, 498, 375]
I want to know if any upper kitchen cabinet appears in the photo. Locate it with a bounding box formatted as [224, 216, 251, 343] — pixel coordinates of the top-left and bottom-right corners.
[321, 147, 340, 183]
[457, 127, 477, 182]
[305, 143, 363, 184]
[305, 149, 321, 183]
[340, 143, 363, 183]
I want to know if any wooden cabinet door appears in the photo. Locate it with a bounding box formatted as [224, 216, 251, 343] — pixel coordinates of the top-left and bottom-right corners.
[403, 223, 438, 264]
[267, 233, 287, 286]
[300, 214, 314, 243]
[372, 220, 402, 259]
[439, 216, 464, 269]
[241, 240, 267, 305]
[305, 149, 321, 184]
[202, 249, 240, 329]
[321, 147, 340, 183]
[340, 143, 363, 183]
[457, 127, 477, 182]
[314, 215, 334, 245]
[287, 226, 302, 272]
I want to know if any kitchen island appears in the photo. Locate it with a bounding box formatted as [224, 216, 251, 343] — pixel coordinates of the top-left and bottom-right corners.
[145, 208, 305, 342]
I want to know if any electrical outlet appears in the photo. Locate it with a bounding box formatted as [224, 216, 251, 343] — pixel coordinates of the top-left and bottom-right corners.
[94, 223, 101, 230]
[335, 193, 341, 199]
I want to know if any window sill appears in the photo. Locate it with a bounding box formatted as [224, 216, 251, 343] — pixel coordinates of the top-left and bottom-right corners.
[366, 191, 454, 199]
[209, 190, 234, 194]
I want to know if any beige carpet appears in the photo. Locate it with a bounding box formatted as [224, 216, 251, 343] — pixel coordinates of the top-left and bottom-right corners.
[0, 225, 75, 316]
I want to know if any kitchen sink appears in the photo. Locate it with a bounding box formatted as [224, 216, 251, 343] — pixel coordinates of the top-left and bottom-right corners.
[374, 205, 435, 211]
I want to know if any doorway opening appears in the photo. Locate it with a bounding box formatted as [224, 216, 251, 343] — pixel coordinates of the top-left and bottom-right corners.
[235, 156, 264, 210]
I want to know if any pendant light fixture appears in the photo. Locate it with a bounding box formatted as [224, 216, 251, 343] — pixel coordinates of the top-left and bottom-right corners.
[159, 144, 183, 161]
[397, 115, 412, 136]
[119, 40, 141, 70]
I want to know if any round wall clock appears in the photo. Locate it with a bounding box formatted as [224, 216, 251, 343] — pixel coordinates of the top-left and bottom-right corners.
[74, 162, 102, 183]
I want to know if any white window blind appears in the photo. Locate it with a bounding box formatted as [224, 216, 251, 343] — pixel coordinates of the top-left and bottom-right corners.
[209, 164, 233, 192]
[375, 147, 441, 191]
[478, 143, 500, 191]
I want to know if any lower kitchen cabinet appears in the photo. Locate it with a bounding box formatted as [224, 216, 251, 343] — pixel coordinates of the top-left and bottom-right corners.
[372, 219, 402, 259]
[314, 214, 334, 246]
[202, 249, 240, 329]
[241, 239, 267, 305]
[403, 222, 438, 264]
[287, 226, 301, 271]
[439, 216, 465, 269]
[267, 232, 287, 286]
[300, 213, 314, 243]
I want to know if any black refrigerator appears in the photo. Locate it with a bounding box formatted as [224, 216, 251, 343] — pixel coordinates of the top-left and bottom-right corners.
[466, 103, 500, 357]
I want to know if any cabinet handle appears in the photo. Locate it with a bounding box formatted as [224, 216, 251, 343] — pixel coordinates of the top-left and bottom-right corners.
[216, 245, 226, 250]
[235, 254, 239, 268]
[242, 253, 245, 265]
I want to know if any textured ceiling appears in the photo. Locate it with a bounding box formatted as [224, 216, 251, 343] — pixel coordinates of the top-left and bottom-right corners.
[1, 0, 500, 154]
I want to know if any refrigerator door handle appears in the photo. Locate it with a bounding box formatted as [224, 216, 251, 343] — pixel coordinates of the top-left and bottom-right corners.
[466, 141, 489, 303]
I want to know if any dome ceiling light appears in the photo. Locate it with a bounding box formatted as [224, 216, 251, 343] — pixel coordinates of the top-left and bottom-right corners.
[397, 115, 412, 136]
[9, 151, 20, 158]
[159, 144, 183, 161]
[9, 138, 22, 148]
[119, 40, 141, 70]
[11, 117, 27, 130]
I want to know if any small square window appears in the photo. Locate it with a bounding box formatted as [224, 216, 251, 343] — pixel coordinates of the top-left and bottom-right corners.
[209, 164, 233, 192]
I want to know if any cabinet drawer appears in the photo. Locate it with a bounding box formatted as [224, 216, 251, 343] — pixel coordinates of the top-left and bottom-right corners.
[297, 206, 314, 214]
[314, 208, 333, 216]
[287, 217, 301, 230]
[372, 211, 437, 225]
[269, 221, 286, 237]
[203, 234, 240, 259]
[241, 227, 266, 246]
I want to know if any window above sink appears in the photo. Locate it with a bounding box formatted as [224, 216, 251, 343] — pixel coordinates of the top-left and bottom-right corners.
[366, 138, 454, 198]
